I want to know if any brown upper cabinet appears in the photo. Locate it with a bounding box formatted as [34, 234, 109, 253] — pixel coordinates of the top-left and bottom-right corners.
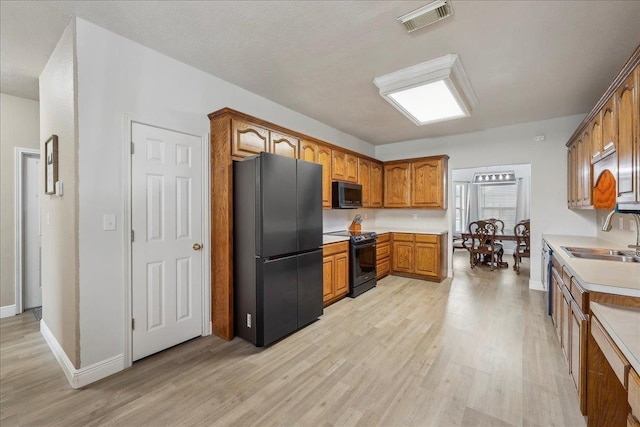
[590, 113, 603, 162]
[384, 155, 449, 209]
[412, 157, 448, 209]
[270, 132, 299, 159]
[358, 158, 371, 207]
[300, 139, 317, 163]
[566, 46, 640, 209]
[358, 158, 384, 208]
[384, 162, 411, 207]
[370, 162, 383, 208]
[616, 67, 638, 203]
[301, 140, 332, 209]
[232, 119, 269, 158]
[601, 96, 617, 157]
[331, 150, 358, 183]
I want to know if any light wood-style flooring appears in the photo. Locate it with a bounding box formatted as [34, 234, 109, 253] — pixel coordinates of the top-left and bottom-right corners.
[1, 252, 585, 426]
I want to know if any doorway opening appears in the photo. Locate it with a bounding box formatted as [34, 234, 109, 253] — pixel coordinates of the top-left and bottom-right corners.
[14, 148, 41, 316]
[451, 163, 531, 277]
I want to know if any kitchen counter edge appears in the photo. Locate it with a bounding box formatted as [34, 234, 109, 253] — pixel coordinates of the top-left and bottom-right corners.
[543, 234, 640, 296]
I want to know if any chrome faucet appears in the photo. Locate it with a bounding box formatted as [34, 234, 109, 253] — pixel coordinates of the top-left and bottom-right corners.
[602, 209, 640, 255]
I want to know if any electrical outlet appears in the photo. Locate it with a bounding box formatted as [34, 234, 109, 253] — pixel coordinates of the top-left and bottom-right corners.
[619, 217, 625, 230]
[631, 220, 637, 232]
[412, 213, 418, 220]
[246, 313, 251, 328]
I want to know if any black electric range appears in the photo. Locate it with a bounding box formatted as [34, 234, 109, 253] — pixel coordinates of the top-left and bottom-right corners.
[324, 230, 377, 297]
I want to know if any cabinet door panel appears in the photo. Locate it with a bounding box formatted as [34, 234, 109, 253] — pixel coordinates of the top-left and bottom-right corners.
[332, 150, 347, 181]
[392, 241, 413, 273]
[334, 253, 349, 296]
[323, 256, 335, 302]
[590, 114, 602, 161]
[616, 72, 637, 202]
[377, 258, 390, 279]
[601, 96, 617, 156]
[370, 162, 383, 207]
[415, 242, 438, 278]
[318, 146, 332, 208]
[384, 163, 411, 207]
[346, 155, 358, 183]
[412, 160, 442, 208]
[300, 140, 318, 163]
[232, 119, 269, 158]
[270, 132, 299, 159]
[358, 158, 371, 207]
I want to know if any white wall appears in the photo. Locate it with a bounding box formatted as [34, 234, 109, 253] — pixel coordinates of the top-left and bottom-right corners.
[74, 18, 376, 368]
[39, 20, 80, 367]
[375, 115, 598, 288]
[0, 94, 40, 311]
[595, 209, 638, 246]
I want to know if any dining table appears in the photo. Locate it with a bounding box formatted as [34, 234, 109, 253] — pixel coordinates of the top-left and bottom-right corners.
[460, 231, 519, 268]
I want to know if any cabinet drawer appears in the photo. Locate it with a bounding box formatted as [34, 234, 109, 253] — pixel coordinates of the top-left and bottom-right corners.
[415, 234, 438, 244]
[377, 233, 390, 244]
[630, 369, 640, 419]
[377, 258, 390, 278]
[393, 233, 414, 242]
[591, 316, 630, 388]
[376, 242, 390, 260]
[570, 277, 588, 313]
[323, 241, 349, 257]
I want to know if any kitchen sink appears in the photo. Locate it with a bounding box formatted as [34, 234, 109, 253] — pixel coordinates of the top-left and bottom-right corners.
[561, 246, 640, 263]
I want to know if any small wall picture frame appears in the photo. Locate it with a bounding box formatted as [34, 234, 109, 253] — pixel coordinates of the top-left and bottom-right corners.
[44, 135, 58, 195]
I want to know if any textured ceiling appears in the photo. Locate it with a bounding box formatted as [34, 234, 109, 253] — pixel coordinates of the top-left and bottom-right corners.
[1, 1, 640, 144]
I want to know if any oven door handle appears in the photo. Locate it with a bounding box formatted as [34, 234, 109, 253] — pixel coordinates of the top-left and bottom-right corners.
[353, 241, 376, 249]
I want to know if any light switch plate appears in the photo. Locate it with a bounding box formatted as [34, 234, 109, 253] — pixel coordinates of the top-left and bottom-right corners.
[619, 217, 624, 230]
[103, 214, 116, 231]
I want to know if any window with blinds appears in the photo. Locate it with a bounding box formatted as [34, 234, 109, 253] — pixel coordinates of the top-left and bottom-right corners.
[479, 184, 517, 230]
[454, 182, 468, 233]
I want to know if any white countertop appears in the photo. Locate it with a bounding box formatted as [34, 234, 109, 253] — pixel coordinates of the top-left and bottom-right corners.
[322, 235, 350, 245]
[590, 302, 640, 374]
[322, 228, 448, 245]
[543, 234, 640, 297]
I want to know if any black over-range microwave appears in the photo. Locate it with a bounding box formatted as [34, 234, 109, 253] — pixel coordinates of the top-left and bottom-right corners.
[332, 181, 363, 209]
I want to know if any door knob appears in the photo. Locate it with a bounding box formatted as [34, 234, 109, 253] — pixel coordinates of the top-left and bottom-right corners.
[193, 243, 203, 250]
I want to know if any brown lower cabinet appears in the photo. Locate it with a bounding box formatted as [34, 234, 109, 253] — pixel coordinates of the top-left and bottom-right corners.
[551, 256, 588, 414]
[390, 232, 447, 281]
[323, 241, 349, 306]
[376, 233, 390, 279]
[549, 249, 640, 424]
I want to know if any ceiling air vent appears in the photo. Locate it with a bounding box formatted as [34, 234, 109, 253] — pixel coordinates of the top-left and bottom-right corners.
[398, 0, 454, 33]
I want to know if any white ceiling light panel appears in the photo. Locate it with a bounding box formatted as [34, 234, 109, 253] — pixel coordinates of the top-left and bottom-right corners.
[373, 54, 478, 126]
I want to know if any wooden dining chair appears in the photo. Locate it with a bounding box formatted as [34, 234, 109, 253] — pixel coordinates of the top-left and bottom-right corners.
[467, 220, 499, 271]
[485, 218, 505, 265]
[513, 221, 530, 274]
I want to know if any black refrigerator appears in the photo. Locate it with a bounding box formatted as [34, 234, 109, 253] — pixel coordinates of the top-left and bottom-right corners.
[234, 152, 323, 347]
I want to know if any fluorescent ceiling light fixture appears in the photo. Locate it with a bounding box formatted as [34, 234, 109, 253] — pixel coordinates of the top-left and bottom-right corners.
[473, 171, 516, 185]
[373, 54, 478, 126]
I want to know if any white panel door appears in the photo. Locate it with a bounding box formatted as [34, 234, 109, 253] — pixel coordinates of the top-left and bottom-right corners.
[23, 154, 41, 309]
[132, 123, 203, 361]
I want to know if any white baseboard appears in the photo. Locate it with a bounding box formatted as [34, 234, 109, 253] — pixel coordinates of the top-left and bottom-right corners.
[0, 304, 17, 318]
[529, 279, 544, 291]
[40, 320, 126, 388]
